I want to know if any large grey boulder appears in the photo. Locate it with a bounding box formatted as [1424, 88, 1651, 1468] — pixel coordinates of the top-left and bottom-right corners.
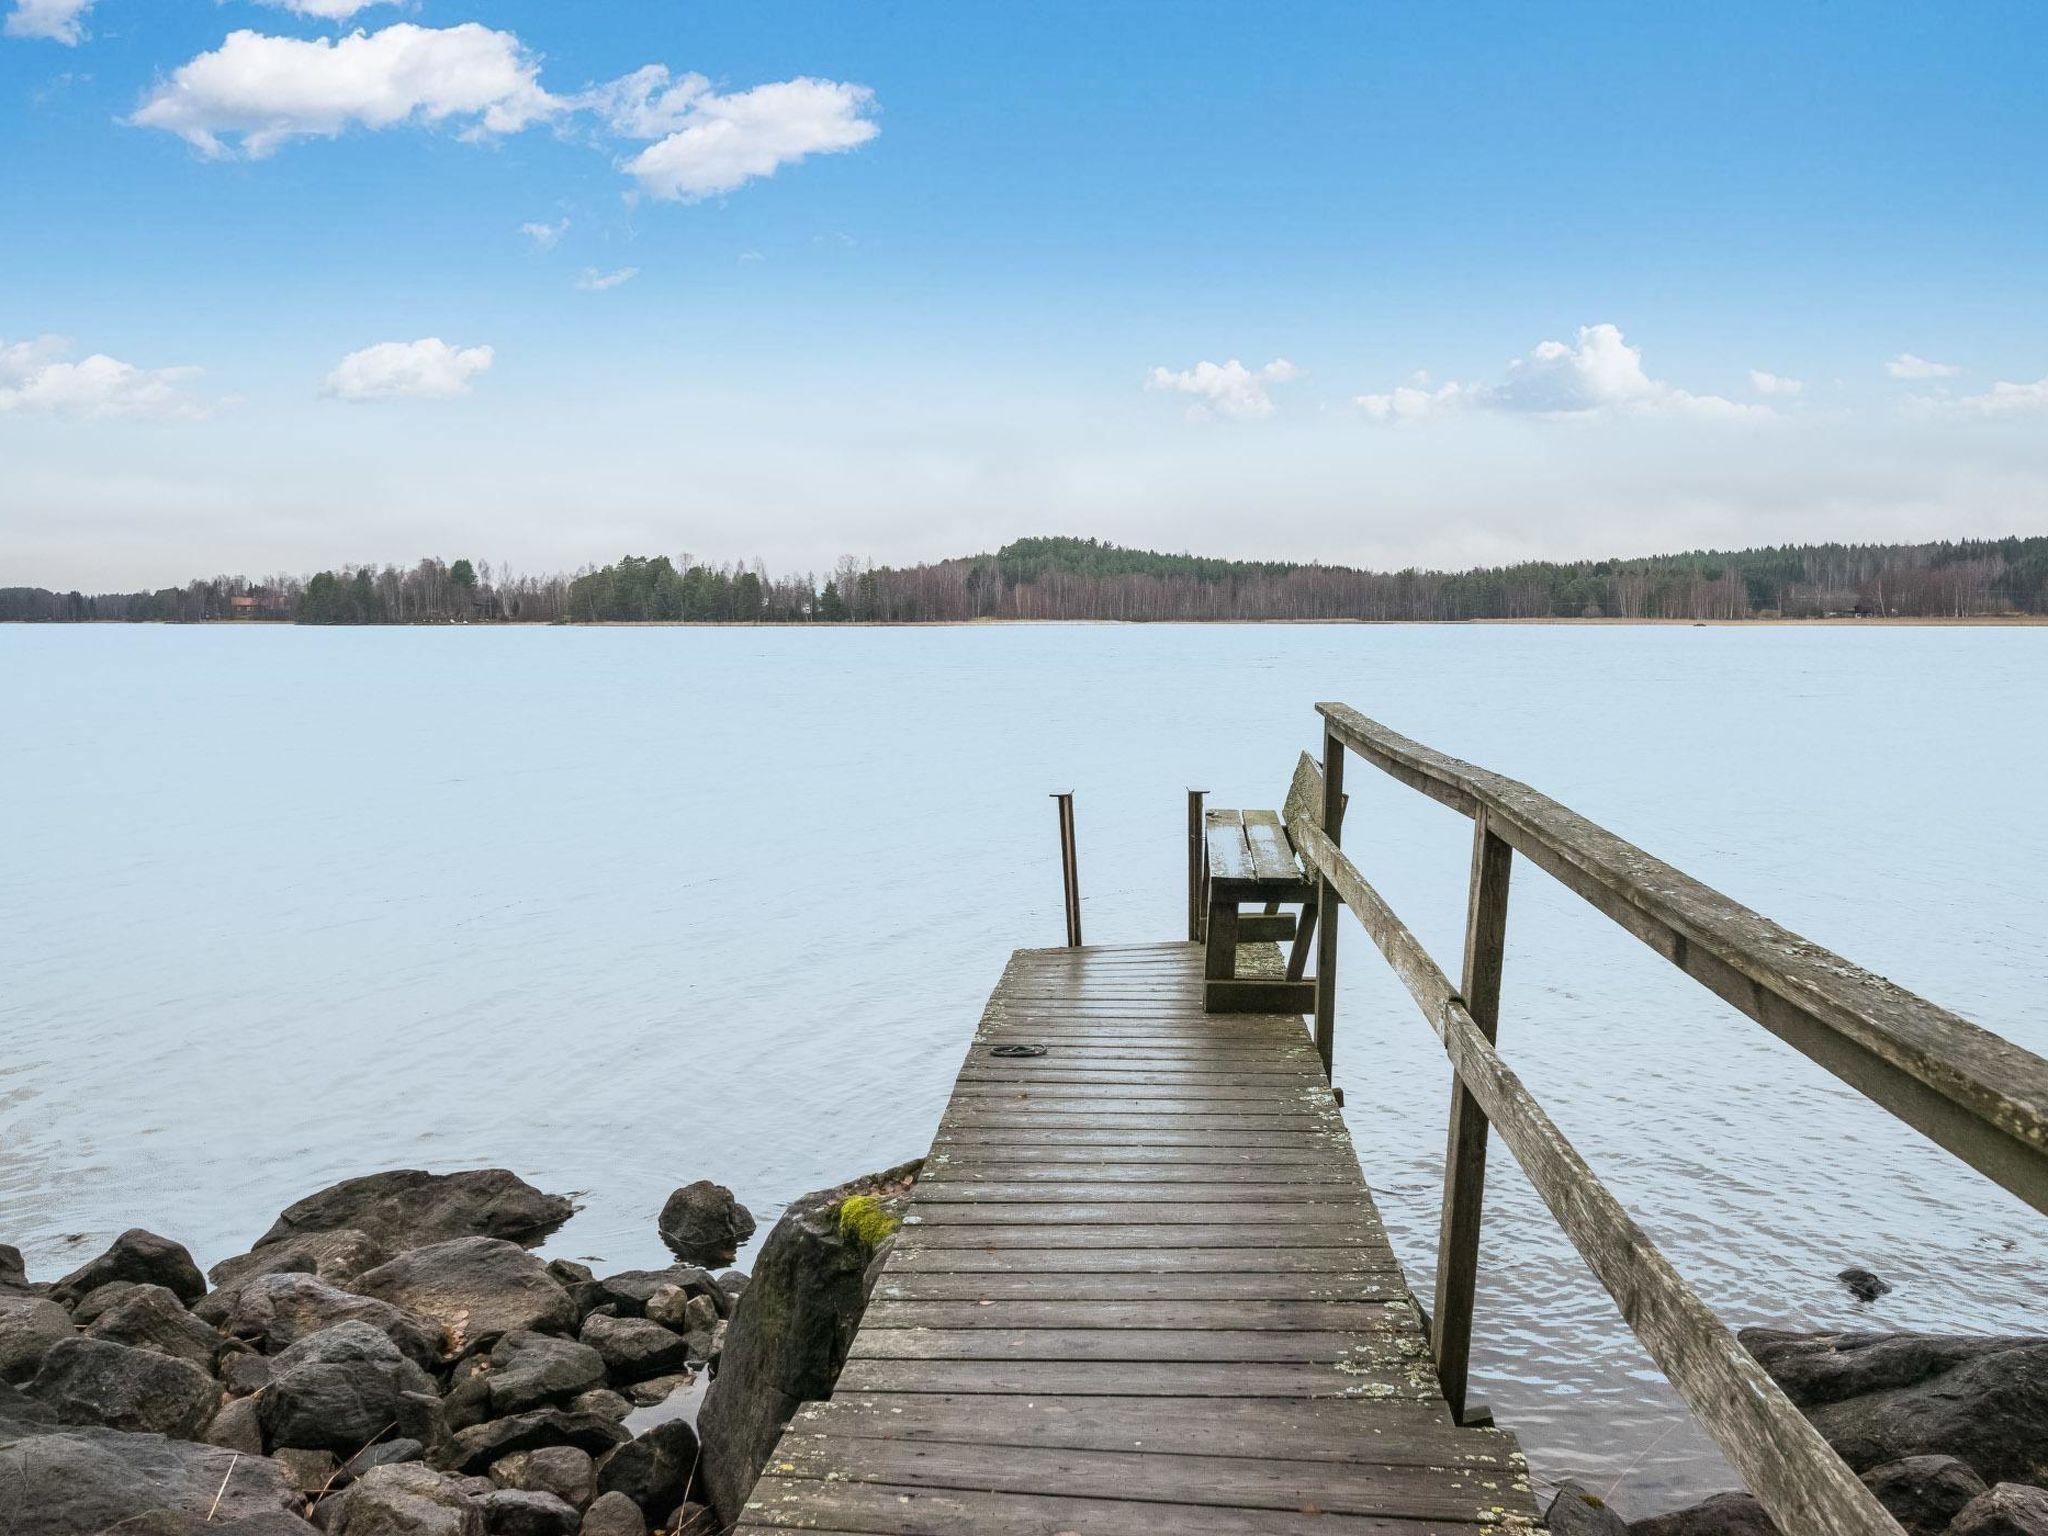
[257, 1170, 574, 1253]
[577, 1491, 647, 1536]
[694, 1158, 919, 1525]
[657, 1181, 755, 1267]
[207, 1393, 265, 1454]
[487, 1330, 607, 1415]
[489, 1444, 596, 1508]
[328, 1461, 486, 1536]
[1628, 1492, 1778, 1536]
[578, 1313, 689, 1385]
[594, 1420, 700, 1516]
[209, 1228, 391, 1293]
[259, 1320, 437, 1452]
[0, 1290, 73, 1382]
[1952, 1484, 2048, 1536]
[26, 1337, 219, 1439]
[1743, 1329, 2048, 1485]
[1861, 1454, 1990, 1535]
[476, 1487, 580, 1535]
[70, 1281, 140, 1326]
[0, 1422, 300, 1534]
[443, 1408, 631, 1475]
[224, 1271, 442, 1366]
[0, 1245, 27, 1292]
[569, 1387, 631, 1423]
[86, 1282, 222, 1368]
[354, 1238, 577, 1352]
[50, 1229, 206, 1307]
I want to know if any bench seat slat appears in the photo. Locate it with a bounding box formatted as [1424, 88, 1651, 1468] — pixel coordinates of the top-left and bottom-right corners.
[1205, 809, 1255, 885]
[1242, 809, 1303, 883]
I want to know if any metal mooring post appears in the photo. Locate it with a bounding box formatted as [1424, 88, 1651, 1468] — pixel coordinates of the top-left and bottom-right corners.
[1186, 788, 1208, 941]
[1051, 791, 1082, 946]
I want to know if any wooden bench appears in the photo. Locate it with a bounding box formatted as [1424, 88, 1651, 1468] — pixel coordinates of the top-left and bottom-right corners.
[1199, 752, 1340, 1014]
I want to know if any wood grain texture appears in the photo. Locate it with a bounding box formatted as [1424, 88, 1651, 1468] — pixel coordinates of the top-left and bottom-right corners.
[742, 943, 1538, 1536]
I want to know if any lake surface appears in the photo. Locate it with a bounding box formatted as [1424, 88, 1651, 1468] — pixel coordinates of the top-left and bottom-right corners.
[3, 622, 2044, 1515]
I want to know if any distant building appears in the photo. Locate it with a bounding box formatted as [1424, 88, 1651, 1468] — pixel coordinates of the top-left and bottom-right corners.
[229, 590, 287, 620]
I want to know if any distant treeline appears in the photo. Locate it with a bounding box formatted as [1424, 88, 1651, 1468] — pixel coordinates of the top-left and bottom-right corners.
[5, 534, 2047, 625]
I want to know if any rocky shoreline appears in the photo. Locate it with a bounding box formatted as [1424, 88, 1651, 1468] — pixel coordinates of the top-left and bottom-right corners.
[1549, 1328, 2048, 1536]
[0, 1162, 920, 1536]
[7, 1162, 2044, 1536]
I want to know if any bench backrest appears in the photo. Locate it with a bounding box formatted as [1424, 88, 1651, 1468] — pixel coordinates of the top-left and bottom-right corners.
[1281, 750, 1344, 845]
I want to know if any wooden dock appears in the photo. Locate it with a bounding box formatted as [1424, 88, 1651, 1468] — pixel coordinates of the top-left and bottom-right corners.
[735, 941, 1537, 1535]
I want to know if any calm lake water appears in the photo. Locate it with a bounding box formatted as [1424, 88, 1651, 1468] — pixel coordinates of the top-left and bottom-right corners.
[3, 622, 2044, 1515]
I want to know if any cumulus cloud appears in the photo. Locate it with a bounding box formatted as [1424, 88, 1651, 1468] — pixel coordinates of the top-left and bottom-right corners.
[255, 0, 398, 18]
[1357, 324, 1762, 424]
[614, 75, 879, 200]
[574, 266, 638, 292]
[1887, 352, 1960, 380]
[1147, 358, 1301, 420]
[124, 25, 879, 203]
[130, 24, 559, 158]
[4, 0, 91, 44]
[322, 338, 493, 402]
[520, 217, 568, 249]
[1749, 369, 1804, 397]
[0, 335, 211, 420]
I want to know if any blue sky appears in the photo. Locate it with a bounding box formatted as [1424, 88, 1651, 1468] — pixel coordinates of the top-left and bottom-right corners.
[3, 1, 2046, 587]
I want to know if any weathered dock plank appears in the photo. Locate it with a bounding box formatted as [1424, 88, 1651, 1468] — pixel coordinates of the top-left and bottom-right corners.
[734, 942, 1536, 1534]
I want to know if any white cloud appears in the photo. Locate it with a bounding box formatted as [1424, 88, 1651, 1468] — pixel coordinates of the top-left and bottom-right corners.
[1749, 369, 1804, 397]
[255, 0, 398, 18]
[1357, 324, 1762, 424]
[1924, 377, 2048, 417]
[1887, 352, 1960, 380]
[130, 24, 559, 158]
[322, 338, 493, 402]
[1147, 358, 1301, 420]
[5, 0, 91, 44]
[574, 266, 639, 292]
[1356, 375, 1468, 422]
[580, 64, 711, 139]
[616, 75, 879, 200]
[520, 217, 569, 250]
[0, 335, 211, 420]
[125, 29, 879, 204]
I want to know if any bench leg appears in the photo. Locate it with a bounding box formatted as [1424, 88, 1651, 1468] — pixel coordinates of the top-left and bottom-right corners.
[1286, 890, 1318, 982]
[1203, 895, 1238, 981]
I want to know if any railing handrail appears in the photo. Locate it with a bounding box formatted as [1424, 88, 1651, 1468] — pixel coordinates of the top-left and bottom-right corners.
[1315, 701, 2048, 1216]
[1292, 815, 1905, 1536]
[1299, 703, 2048, 1536]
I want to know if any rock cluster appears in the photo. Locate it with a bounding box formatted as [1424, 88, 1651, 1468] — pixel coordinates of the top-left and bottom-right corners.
[0, 1167, 754, 1536]
[1612, 1328, 2048, 1536]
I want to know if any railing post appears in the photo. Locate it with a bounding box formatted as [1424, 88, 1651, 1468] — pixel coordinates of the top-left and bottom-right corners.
[1186, 788, 1208, 942]
[1051, 791, 1082, 947]
[1312, 726, 1345, 1081]
[1433, 806, 1513, 1425]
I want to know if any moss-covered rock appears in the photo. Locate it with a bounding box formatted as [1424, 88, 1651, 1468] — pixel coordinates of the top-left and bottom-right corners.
[693, 1159, 920, 1527]
[834, 1196, 900, 1250]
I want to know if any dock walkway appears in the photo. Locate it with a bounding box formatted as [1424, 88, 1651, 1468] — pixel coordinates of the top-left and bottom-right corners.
[736, 941, 1537, 1535]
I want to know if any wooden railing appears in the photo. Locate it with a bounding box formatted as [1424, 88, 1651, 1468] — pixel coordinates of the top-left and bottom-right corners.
[1294, 703, 2048, 1536]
